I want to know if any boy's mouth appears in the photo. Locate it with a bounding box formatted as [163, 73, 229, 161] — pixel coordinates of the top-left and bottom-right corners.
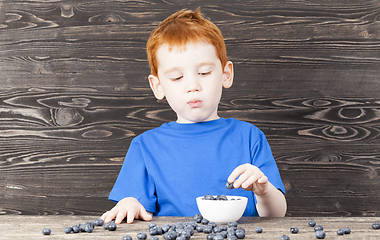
[188, 100, 202, 108]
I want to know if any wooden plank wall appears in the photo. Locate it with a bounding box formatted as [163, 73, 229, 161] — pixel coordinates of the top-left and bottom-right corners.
[0, 0, 379, 217]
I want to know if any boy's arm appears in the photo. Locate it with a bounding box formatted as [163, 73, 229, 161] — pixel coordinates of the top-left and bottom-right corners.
[228, 163, 287, 217]
[254, 180, 287, 217]
[101, 197, 153, 224]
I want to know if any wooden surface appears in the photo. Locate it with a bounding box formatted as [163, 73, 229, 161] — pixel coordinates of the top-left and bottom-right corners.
[1, 216, 380, 239]
[1, 0, 380, 216]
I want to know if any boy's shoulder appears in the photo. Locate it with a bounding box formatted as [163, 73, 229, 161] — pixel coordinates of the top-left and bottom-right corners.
[227, 118, 263, 133]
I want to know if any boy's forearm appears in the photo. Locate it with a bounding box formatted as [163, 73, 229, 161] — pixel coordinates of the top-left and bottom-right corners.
[255, 182, 287, 217]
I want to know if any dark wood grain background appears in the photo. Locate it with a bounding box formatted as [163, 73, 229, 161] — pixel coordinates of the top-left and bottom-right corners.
[1, 0, 379, 217]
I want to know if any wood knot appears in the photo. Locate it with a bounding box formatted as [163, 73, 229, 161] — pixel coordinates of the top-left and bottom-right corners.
[89, 13, 125, 23]
[60, 3, 74, 18]
[52, 108, 84, 126]
[315, 154, 341, 162]
[37, 67, 48, 74]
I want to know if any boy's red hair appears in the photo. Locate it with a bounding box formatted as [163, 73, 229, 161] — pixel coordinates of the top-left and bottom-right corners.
[146, 8, 228, 77]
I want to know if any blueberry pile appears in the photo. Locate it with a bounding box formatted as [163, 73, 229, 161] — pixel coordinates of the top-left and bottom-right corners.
[60, 218, 111, 234]
[202, 194, 241, 201]
[135, 215, 246, 240]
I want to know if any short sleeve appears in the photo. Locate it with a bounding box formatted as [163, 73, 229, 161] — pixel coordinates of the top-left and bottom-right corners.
[251, 130, 285, 194]
[108, 138, 157, 213]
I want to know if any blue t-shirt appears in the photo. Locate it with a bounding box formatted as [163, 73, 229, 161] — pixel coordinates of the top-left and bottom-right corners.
[109, 118, 285, 217]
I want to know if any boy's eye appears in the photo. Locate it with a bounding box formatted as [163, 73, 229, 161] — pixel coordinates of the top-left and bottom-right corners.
[170, 76, 183, 81]
[199, 71, 211, 76]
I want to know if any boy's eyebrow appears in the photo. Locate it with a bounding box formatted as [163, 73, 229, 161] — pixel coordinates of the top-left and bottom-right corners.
[197, 61, 216, 68]
[164, 67, 181, 74]
[164, 62, 216, 74]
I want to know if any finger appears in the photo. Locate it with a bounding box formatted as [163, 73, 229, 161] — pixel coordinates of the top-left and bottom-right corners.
[258, 175, 268, 184]
[241, 172, 262, 189]
[126, 207, 137, 224]
[115, 209, 127, 224]
[104, 210, 117, 224]
[227, 164, 249, 183]
[140, 210, 153, 222]
[101, 211, 109, 221]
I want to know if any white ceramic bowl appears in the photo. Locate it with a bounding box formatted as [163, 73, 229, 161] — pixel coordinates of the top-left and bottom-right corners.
[196, 195, 248, 224]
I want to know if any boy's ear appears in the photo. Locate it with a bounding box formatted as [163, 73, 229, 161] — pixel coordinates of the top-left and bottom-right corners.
[148, 75, 165, 100]
[222, 61, 234, 89]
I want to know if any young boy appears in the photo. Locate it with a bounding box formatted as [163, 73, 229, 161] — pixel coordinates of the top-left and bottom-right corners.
[102, 8, 287, 224]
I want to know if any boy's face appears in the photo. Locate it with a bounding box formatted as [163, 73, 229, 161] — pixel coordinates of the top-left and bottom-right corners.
[149, 42, 233, 123]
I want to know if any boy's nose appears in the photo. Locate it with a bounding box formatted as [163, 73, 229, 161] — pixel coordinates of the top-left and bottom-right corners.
[186, 75, 202, 92]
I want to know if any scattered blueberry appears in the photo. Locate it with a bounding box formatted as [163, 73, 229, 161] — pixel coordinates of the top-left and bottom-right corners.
[227, 228, 236, 236]
[227, 236, 237, 240]
[163, 230, 177, 240]
[203, 225, 213, 234]
[308, 220, 316, 227]
[235, 229, 245, 239]
[64, 226, 72, 234]
[342, 227, 351, 234]
[149, 226, 162, 235]
[93, 218, 104, 226]
[337, 229, 345, 235]
[279, 235, 290, 240]
[149, 223, 157, 229]
[84, 223, 94, 233]
[103, 222, 109, 230]
[149, 236, 159, 240]
[162, 223, 170, 233]
[42, 228, 51, 235]
[194, 213, 203, 223]
[315, 230, 326, 239]
[72, 225, 80, 233]
[226, 182, 234, 190]
[290, 226, 299, 234]
[255, 227, 263, 233]
[314, 225, 323, 232]
[106, 221, 117, 231]
[137, 232, 148, 240]
[213, 226, 222, 233]
[208, 222, 218, 229]
[228, 221, 238, 228]
[213, 234, 224, 240]
[372, 222, 380, 229]
[201, 218, 210, 225]
[196, 225, 204, 232]
[206, 233, 215, 240]
[123, 235, 133, 240]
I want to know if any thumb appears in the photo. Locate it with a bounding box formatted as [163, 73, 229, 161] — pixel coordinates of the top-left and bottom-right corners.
[139, 207, 153, 221]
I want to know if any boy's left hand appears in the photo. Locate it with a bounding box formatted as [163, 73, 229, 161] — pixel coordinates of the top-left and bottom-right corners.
[227, 163, 268, 195]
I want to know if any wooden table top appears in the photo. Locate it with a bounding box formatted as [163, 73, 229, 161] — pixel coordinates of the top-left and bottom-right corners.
[1, 215, 380, 239]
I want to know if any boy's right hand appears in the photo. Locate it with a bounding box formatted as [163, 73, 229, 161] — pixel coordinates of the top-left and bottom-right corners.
[101, 197, 153, 224]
